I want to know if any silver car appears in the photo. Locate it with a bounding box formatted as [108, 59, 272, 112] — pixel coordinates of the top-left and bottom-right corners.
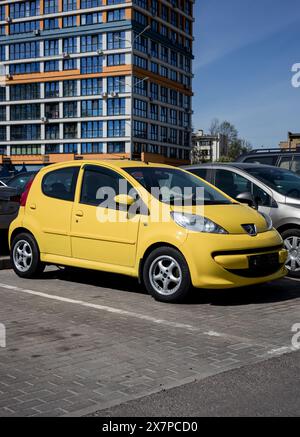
[183, 163, 300, 277]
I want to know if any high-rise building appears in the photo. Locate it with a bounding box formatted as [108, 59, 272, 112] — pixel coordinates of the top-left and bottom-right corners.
[0, 0, 194, 172]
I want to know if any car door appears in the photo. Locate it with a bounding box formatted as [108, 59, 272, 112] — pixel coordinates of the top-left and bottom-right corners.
[70, 164, 141, 268]
[28, 166, 80, 257]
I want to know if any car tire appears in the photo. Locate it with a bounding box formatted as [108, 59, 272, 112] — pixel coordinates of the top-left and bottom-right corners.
[143, 246, 191, 303]
[11, 233, 45, 278]
[281, 228, 300, 278]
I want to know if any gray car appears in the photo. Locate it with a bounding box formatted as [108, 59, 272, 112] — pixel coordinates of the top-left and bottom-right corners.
[0, 172, 37, 230]
[183, 163, 300, 277]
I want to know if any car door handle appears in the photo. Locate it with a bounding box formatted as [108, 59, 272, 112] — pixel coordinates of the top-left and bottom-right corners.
[75, 210, 84, 217]
[30, 203, 36, 210]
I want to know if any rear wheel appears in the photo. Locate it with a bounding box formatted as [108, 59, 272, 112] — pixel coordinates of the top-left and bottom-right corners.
[11, 233, 45, 278]
[143, 246, 191, 303]
[282, 228, 300, 278]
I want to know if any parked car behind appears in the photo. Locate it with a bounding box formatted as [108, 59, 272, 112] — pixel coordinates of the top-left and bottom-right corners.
[237, 148, 300, 175]
[9, 160, 287, 303]
[183, 163, 300, 277]
[0, 172, 37, 230]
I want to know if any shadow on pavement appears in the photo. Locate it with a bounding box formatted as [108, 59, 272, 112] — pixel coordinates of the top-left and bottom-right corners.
[38, 266, 300, 307]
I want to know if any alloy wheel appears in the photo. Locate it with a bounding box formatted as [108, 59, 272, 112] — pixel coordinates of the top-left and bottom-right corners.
[13, 240, 33, 273]
[284, 236, 300, 272]
[149, 255, 182, 296]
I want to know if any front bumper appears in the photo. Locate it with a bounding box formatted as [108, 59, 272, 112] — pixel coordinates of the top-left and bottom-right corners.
[181, 230, 288, 289]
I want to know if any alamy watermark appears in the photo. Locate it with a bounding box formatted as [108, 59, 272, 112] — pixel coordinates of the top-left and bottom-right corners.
[291, 323, 300, 349]
[291, 63, 300, 88]
[0, 323, 6, 348]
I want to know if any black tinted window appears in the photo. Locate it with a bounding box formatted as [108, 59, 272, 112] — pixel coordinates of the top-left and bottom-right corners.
[214, 169, 251, 199]
[189, 168, 208, 180]
[42, 167, 80, 201]
[244, 156, 277, 165]
[80, 165, 133, 207]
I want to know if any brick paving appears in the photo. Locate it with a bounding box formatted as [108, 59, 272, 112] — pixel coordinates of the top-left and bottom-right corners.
[0, 267, 299, 416]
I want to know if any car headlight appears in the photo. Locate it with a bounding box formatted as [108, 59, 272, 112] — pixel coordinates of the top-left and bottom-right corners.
[171, 212, 228, 234]
[259, 212, 273, 231]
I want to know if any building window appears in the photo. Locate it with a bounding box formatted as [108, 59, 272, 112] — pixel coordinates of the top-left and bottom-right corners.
[81, 121, 103, 138]
[45, 82, 60, 98]
[63, 143, 78, 153]
[10, 83, 40, 101]
[45, 124, 60, 140]
[81, 34, 102, 52]
[107, 142, 125, 153]
[63, 102, 77, 118]
[107, 9, 125, 22]
[11, 145, 41, 155]
[107, 120, 126, 137]
[63, 80, 78, 97]
[45, 144, 60, 154]
[107, 76, 125, 93]
[107, 54, 125, 66]
[81, 56, 103, 74]
[11, 125, 41, 141]
[44, 0, 58, 15]
[107, 98, 126, 116]
[44, 39, 59, 56]
[81, 100, 103, 117]
[81, 78, 103, 96]
[81, 13, 103, 25]
[107, 32, 126, 49]
[44, 60, 59, 72]
[81, 142, 103, 154]
[63, 37, 77, 54]
[10, 104, 41, 121]
[64, 123, 77, 139]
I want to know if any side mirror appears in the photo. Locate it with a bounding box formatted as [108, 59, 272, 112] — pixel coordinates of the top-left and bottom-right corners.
[236, 192, 258, 210]
[114, 194, 135, 207]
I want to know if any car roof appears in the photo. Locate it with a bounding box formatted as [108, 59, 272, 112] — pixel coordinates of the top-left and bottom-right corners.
[38, 160, 176, 173]
[183, 162, 280, 171]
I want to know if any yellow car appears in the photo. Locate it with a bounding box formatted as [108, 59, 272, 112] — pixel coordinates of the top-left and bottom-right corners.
[9, 160, 287, 303]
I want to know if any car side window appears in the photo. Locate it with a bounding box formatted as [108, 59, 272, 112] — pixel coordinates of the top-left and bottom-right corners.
[244, 156, 277, 166]
[278, 156, 292, 171]
[190, 168, 208, 180]
[290, 156, 300, 176]
[214, 169, 251, 199]
[252, 184, 272, 207]
[42, 167, 80, 201]
[80, 165, 134, 208]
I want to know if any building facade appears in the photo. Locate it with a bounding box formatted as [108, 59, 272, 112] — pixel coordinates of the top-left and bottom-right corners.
[191, 129, 228, 163]
[279, 132, 300, 150]
[0, 0, 194, 172]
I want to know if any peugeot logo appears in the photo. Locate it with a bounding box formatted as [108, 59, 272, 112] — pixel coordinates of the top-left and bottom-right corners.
[242, 224, 257, 236]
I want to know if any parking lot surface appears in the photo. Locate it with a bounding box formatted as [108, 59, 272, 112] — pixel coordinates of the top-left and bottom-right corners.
[0, 267, 299, 416]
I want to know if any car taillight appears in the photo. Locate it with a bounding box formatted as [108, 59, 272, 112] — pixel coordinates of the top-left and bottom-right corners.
[20, 178, 35, 207]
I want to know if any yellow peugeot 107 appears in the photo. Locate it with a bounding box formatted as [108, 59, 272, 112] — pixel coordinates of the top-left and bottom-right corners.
[9, 160, 287, 303]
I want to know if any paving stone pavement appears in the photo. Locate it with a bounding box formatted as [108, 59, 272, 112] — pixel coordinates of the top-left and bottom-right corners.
[0, 267, 299, 416]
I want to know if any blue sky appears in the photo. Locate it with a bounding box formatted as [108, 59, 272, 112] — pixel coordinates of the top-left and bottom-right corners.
[193, 0, 300, 147]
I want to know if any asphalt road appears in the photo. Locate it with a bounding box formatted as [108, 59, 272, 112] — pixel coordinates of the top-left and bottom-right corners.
[0, 266, 299, 416]
[91, 349, 300, 417]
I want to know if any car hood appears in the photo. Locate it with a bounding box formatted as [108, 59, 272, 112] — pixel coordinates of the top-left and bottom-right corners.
[172, 203, 269, 235]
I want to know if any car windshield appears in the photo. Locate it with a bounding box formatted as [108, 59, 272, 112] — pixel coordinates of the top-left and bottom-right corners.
[246, 167, 300, 199]
[124, 167, 232, 206]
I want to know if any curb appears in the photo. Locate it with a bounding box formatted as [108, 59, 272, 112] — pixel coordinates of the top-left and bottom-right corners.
[0, 257, 11, 270]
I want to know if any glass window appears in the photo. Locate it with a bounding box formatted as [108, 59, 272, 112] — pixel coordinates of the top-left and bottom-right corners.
[125, 167, 232, 206]
[214, 169, 251, 199]
[42, 167, 80, 201]
[80, 165, 130, 207]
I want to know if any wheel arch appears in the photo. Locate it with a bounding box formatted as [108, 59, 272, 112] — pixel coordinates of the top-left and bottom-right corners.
[277, 223, 300, 235]
[10, 227, 38, 248]
[138, 242, 186, 284]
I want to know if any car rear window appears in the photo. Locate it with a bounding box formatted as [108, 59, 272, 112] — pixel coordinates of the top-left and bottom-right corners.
[42, 167, 80, 201]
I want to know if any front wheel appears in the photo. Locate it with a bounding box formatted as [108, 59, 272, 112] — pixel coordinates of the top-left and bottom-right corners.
[282, 228, 300, 278]
[11, 233, 45, 278]
[143, 246, 191, 303]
